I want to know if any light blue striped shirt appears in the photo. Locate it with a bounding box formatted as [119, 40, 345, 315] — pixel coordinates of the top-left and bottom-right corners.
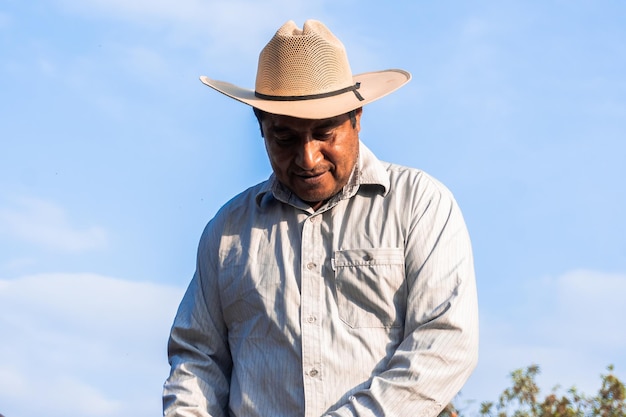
[163, 142, 479, 417]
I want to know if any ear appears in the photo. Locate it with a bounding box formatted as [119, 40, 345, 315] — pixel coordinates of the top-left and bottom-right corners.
[354, 107, 363, 132]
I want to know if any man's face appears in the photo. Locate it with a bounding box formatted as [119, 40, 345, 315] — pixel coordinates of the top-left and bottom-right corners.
[261, 108, 362, 210]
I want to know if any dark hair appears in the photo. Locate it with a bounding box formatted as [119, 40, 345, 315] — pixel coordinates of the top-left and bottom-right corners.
[252, 107, 266, 136]
[252, 107, 360, 137]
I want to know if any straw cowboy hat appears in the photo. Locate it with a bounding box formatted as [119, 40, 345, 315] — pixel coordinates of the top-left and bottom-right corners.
[200, 19, 411, 119]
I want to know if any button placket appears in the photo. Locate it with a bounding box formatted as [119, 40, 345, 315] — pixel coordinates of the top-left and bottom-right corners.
[300, 212, 324, 415]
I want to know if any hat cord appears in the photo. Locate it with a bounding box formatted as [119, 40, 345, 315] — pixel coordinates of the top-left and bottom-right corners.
[255, 82, 364, 102]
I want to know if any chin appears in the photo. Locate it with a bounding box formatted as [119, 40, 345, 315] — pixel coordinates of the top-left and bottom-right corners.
[301, 192, 334, 205]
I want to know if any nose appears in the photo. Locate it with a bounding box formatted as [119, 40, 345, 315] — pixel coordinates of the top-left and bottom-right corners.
[296, 139, 323, 170]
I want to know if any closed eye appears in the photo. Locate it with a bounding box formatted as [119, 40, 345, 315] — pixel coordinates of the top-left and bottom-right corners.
[313, 130, 334, 141]
[272, 134, 297, 146]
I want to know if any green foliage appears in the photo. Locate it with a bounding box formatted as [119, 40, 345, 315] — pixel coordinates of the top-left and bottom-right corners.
[592, 365, 626, 417]
[443, 365, 625, 417]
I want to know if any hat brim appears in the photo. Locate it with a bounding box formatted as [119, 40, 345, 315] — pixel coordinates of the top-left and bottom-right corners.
[199, 69, 411, 119]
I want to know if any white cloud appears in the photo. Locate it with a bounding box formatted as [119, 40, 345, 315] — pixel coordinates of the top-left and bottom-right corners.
[27, 0, 335, 118]
[0, 196, 108, 252]
[548, 270, 626, 346]
[0, 365, 122, 416]
[1, 256, 37, 272]
[54, 0, 317, 24]
[0, 272, 185, 417]
[53, 0, 328, 50]
[2, 268, 624, 417]
[461, 269, 626, 410]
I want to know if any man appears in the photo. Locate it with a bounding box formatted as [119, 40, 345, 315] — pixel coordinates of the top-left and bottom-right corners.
[163, 19, 478, 417]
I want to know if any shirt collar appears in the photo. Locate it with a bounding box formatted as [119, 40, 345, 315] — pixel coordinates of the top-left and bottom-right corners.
[255, 141, 390, 209]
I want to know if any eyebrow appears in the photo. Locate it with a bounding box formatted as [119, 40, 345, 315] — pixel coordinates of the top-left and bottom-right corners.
[315, 118, 343, 130]
[269, 125, 295, 135]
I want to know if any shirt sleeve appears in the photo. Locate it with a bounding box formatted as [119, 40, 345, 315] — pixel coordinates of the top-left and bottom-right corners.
[328, 176, 479, 417]
[163, 224, 232, 417]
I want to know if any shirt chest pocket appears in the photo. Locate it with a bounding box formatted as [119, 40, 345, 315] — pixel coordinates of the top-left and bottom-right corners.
[332, 248, 407, 328]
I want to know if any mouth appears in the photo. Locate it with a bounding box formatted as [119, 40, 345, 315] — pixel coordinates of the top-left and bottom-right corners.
[295, 171, 327, 184]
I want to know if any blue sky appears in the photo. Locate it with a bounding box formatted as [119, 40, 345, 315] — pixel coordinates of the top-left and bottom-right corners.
[1, 1, 625, 416]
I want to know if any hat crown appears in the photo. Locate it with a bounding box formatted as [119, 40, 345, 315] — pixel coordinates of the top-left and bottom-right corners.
[255, 20, 354, 97]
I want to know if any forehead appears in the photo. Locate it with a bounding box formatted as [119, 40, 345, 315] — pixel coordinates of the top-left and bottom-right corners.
[263, 112, 350, 131]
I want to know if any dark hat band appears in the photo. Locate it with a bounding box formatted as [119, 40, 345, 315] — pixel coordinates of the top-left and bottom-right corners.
[255, 82, 364, 102]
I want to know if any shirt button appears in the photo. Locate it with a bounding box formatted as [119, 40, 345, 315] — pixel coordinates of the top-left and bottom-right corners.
[306, 315, 316, 323]
[309, 368, 319, 377]
[306, 262, 316, 270]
